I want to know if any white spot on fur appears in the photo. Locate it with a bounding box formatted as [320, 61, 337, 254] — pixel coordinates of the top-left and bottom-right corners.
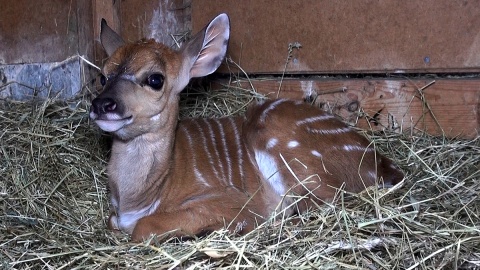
[150, 113, 161, 122]
[368, 171, 377, 180]
[311, 150, 322, 157]
[287, 140, 300, 148]
[254, 150, 285, 195]
[266, 138, 278, 149]
[118, 200, 161, 233]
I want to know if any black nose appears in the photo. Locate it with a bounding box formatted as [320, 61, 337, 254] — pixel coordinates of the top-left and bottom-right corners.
[91, 97, 117, 115]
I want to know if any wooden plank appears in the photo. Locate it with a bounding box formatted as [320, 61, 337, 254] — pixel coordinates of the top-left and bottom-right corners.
[77, 1, 94, 59]
[215, 78, 480, 138]
[0, 0, 94, 100]
[0, 0, 82, 64]
[119, 0, 189, 47]
[193, 0, 480, 74]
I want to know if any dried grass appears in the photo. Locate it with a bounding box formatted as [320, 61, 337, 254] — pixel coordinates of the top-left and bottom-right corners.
[1, 77, 479, 269]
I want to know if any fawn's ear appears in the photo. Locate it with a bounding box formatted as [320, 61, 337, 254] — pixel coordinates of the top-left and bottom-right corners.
[181, 13, 230, 79]
[100, 19, 125, 56]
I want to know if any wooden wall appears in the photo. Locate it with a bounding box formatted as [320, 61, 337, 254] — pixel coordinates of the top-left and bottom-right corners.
[0, 0, 188, 100]
[192, 1, 480, 138]
[0, 0, 478, 138]
[0, 0, 93, 64]
[0, 0, 94, 100]
[92, 0, 189, 65]
[192, 0, 480, 74]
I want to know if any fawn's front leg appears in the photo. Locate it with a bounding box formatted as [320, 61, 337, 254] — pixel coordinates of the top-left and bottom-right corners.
[131, 206, 259, 242]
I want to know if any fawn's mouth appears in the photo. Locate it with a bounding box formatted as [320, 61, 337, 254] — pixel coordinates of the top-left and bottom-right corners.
[92, 113, 133, 132]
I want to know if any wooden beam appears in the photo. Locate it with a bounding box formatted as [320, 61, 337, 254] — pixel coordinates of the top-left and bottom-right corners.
[215, 78, 480, 139]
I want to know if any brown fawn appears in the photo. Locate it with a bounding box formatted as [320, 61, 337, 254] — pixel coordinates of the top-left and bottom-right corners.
[90, 13, 404, 242]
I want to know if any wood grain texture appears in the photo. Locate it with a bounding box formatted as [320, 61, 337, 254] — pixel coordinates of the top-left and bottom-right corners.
[193, 0, 480, 74]
[215, 78, 480, 138]
[119, 0, 188, 47]
[0, 0, 90, 64]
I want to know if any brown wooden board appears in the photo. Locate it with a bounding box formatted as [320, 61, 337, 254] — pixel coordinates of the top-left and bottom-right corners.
[214, 78, 480, 138]
[93, 0, 189, 65]
[118, 0, 189, 47]
[0, 0, 95, 100]
[192, 0, 480, 74]
[0, 0, 94, 64]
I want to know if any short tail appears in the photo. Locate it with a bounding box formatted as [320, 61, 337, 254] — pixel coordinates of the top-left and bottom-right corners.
[378, 157, 404, 187]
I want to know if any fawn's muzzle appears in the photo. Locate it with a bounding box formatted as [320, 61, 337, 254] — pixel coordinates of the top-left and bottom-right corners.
[90, 97, 117, 118]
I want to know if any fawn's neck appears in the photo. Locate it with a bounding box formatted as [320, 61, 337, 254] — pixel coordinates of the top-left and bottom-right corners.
[108, 110, 179, 212]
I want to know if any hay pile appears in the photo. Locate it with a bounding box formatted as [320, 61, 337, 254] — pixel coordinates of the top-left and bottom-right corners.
[1, 80, 479, 269]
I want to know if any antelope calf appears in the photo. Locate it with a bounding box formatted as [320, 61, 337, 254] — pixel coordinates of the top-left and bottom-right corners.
[90, 14, 404, 241]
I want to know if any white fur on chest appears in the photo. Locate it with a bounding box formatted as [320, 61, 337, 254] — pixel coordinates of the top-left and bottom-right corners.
[117, 200, 160, 234]
[108, 137, 165, 233]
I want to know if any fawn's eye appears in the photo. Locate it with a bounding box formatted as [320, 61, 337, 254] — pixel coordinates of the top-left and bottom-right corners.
[146, 74, 164, 90]
[100, 74, 107, 86]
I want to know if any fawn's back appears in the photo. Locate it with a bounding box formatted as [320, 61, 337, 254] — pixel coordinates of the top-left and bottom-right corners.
[90, 13, 404, 241]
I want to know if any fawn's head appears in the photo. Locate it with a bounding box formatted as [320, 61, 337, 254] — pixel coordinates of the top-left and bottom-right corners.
[90, 14, 230, 140]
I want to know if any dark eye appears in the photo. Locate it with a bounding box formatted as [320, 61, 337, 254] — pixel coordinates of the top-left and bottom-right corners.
[146, 74, 164, 90]
[100, 74, 106, 86]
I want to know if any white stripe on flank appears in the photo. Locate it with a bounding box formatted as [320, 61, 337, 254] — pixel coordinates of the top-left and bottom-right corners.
[203, 119, 227, 182]
[228, 117, 244, 184]
[287, 140, 300, 148]
[192, 120, 221, 181]
[296, 114, 335, 126]
[254, 150, 285, 195]
[181, 125, 210, 187]
[342, 145, 375, 152]
[214, 119, 233, 186]
[259, 99, 287, 123]
[307, 127, 351, 135]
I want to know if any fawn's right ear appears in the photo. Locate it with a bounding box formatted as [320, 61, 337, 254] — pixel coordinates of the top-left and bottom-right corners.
[100, 19, 125, 56]
[180, 13, 230, 80]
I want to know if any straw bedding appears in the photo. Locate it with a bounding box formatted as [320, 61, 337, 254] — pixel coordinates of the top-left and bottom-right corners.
[0, 80, 479, 269]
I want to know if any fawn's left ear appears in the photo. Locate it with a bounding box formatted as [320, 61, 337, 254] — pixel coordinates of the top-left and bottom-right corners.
[180, 13, 230, 79]
[100, 19, 126, 56]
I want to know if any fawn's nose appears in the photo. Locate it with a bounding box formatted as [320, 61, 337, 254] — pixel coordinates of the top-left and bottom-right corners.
[91, 97, 117, 116]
